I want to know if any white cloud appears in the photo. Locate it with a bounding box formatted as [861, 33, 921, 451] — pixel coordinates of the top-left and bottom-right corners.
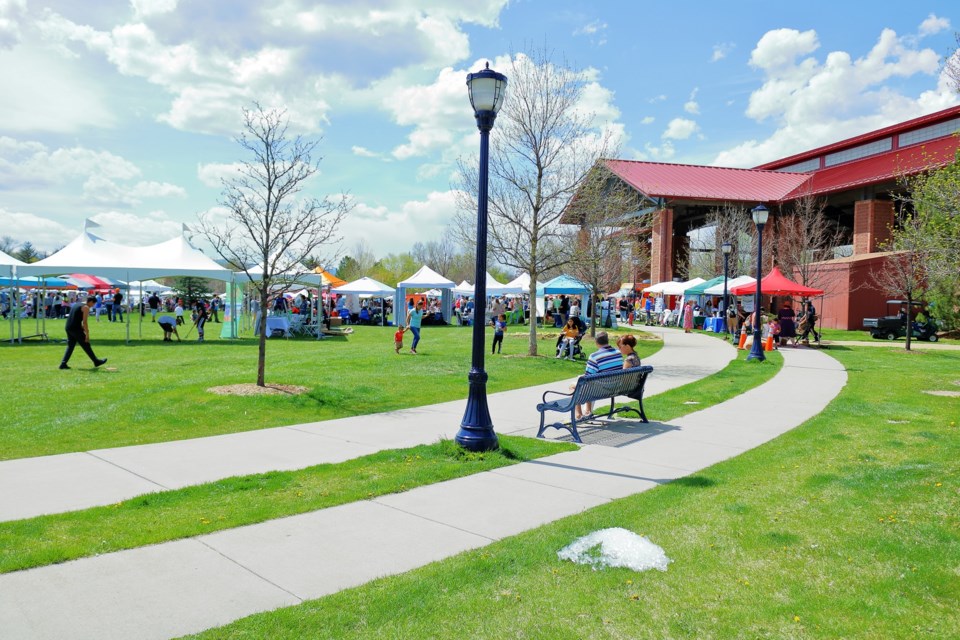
[918, 13, 950, 37]
[82, 175, 186, 206]
[573, 19, 608, 46]
[711, 42, 735, 62]
[644, 141, 675, 160]
[197, 162, 245, 188]
[662, 117, 699, 140]
[640, 116, 654, 125]
[648, 94, 667, 103]
[0, 0, 27, 49]
[714, 26, 956, 167]
[0, 209, 74, 250]
[684, 87, 700, 114]
[344, 190, 461, 254]
[88, 210, 184, 243]
[131, 0, 179, 19]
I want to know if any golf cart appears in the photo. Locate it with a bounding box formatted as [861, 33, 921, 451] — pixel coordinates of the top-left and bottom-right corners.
[863, 300, 940, 342]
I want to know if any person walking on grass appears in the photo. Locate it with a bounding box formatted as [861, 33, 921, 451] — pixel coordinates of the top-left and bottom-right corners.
[492, 313, 506, 354]
[405, 299, 424, 354]
[60, 296, 107, 370]
[394, 325, 406, 354]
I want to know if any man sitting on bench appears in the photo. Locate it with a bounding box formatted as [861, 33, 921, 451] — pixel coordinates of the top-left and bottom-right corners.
[577, 331, 623, 421]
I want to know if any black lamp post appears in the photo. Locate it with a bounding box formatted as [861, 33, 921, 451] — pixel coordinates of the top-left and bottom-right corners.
[747, 204, 769, 362]
[721, 241, 732, 339]
[455, 62, 507, 452]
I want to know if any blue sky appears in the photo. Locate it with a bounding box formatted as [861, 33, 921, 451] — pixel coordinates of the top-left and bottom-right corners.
[1, 0, 957, 259]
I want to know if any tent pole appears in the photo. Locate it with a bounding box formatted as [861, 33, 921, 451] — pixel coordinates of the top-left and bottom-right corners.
[125, 272, 131, 345]
[138, 282, 143, 339]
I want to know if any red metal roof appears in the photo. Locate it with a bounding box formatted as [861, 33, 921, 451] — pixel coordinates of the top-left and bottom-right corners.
[604, 159, 809, 203]
[754, 105, 960, 171]
[783, 135, 959, 199]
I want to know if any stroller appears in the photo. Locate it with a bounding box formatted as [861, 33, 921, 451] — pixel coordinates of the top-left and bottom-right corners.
[555, 317, 588, 360]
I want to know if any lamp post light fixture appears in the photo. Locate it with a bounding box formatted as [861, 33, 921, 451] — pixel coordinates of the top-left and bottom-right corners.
[721, 241, 732, 339]
[747, 204, 769, 362]
[455, 62, 507, 452]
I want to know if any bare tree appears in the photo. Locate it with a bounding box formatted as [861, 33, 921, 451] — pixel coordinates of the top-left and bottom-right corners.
[870, 212, 932, 351]
[453, 48, 616, 355]
[197, 104, 350, 386]
[774, 192, 845, 290]
[566, 166, 642, 335]
[0, 236, 17, 255]
[686, 204, 758, 279]
[945, 33, 960, 93]
[411, 230, 458, 278]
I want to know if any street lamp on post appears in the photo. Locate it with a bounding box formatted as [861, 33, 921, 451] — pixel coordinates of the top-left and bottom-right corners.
[455, 62, 507, 452]
[747, 205, 769, 362]
[721, 241, 732, 339]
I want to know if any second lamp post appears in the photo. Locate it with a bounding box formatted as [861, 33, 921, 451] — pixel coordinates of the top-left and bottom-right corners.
[747, 204, 769, 362]
[721, 241, 732, 339]
[455, 63, 508, 452]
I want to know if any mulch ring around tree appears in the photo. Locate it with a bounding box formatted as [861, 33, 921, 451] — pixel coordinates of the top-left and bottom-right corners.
[207, 383, 309, 396]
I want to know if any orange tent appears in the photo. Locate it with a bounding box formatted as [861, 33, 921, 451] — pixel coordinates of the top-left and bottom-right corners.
[313, 268, 346, 288]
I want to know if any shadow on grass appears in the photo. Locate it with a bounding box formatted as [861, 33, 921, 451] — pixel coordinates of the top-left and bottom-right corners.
[671, 475, 716, 488]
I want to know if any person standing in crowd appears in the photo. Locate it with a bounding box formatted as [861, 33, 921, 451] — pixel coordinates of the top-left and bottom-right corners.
[405, 299, 424, 354]
[570, 297, 580, 321]
[112, 289, 124, 322]
[174, 300, 185, 325]
[104, 291, 113, 321]
[148, 292, 161, 322]
[193, 300, 208, 342]
[491, 313, 507, 354]
[617, 334, 642, 368]
[559, 295, 570, 323]
[777, 299, 796, 346]
[682, 299, 694, 333]
[210, 295, 221, 323]
[577, 331, 624, 420]
[60, 295, 107, 370]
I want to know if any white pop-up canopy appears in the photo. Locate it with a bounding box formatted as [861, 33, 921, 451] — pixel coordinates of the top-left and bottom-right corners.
[644, 278, 705, 296]
[485, 272, 521, 296]
[0, 249, 25, 268]
[703, 275, 755, 296]
[335, 276, 394, 296]
[396, 265, 455, 324]
[453, 280, 473, 295]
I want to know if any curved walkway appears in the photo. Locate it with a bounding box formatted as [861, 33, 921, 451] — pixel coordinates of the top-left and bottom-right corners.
[0, 328, 734, 522]
[0, 347, 845, 640]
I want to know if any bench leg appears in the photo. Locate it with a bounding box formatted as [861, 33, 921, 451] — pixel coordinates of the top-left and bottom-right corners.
[637, 395, 649, 423]
[569, 410, 582, 444]
[536, 412, 547, 439]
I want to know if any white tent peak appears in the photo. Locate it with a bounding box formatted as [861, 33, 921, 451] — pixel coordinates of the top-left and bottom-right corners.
[0, 249, 25, 267]
[397, 265, 455, 289]
[334, 276, 394, 295]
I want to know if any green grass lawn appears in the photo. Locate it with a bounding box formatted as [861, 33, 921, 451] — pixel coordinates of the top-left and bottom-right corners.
[0, 436, 577, 574]
[0, 319, 660, 460]
[185, 345, 960, 640]
[818, 327, 959, 345]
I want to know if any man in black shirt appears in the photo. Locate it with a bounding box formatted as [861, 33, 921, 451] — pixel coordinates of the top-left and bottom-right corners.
[112, 290, 124, 322]
[148, 293, 161, 322]
[60, 296, 107, 370]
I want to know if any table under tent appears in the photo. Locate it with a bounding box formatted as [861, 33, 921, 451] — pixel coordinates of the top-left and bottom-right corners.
[15, 221, 234, 344]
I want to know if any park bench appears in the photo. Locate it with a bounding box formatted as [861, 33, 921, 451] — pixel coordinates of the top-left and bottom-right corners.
[536, 365, 653, 443]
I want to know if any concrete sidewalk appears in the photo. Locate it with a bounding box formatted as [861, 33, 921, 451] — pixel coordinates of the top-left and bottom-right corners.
[0, 347, 845, 640]
[0, 327, 734, 522]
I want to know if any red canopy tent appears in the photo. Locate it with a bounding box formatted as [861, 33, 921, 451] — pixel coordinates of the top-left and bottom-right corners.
[730, 266, 825, 297]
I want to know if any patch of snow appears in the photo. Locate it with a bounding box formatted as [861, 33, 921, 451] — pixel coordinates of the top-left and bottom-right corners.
[557, 527, 671, 572]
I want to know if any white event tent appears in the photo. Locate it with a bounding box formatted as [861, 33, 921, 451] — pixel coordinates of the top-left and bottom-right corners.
[451, 272, 522, 298]
[643, 277, 705, 296]
[703, 275, 755, 296]
[334, 277, 394, 326]
[15, 221, 233, 343]
[396, 265, 455, 324]
[453, 280, 473, 295]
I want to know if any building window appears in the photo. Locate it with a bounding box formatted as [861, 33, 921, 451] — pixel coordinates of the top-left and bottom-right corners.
[898, 117, 960, 147]
[824, 138, 892, 167]
[778, 158, 821, 173]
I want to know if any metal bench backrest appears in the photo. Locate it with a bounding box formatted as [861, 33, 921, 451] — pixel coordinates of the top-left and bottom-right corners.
[571, 366, 652, 405]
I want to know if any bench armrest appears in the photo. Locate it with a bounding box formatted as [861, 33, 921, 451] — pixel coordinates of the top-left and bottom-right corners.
[541, 388, 574, 403]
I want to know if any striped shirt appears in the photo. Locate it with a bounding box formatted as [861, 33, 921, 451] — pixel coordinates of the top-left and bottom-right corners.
[585, 345, 623, 375]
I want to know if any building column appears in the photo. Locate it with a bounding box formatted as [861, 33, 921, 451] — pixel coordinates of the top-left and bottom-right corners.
[649, 208, 674, 283]
[853, 199, 894, 255]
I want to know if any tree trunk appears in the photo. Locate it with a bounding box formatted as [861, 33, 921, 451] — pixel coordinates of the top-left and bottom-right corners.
[589, 291, 597, 338]
[905, 294, 913, 352]
[257, 285, 269, 386]
[528, 265, 539, 356]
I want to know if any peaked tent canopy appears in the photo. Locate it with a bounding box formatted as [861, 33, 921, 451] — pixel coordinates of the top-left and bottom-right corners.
[730, 267, 825, 297]
[703, 275, 754, 296]
[485, 272, 521, 295]
[0, 250, 25, 267]
[683, 276, 726, 296]
[397, 265, 455, 289]
[453, 280, 473, 295]
[334, 276, 395, 296]
[314, 267, 346, 287]
[648, 278, 705, 296]
[542, 274, 591, 295]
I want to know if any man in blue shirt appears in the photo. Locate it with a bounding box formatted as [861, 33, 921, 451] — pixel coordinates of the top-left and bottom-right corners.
[579, 331, 623, 419]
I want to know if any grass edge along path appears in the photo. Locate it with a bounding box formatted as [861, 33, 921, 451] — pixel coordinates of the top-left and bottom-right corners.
[1, 343, 773, 575]
[0, 436, 577, 575]
[183, 346, 960, 640]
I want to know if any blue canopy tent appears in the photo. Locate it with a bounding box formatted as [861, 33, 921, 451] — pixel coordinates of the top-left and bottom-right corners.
[540, 275, 592, 325]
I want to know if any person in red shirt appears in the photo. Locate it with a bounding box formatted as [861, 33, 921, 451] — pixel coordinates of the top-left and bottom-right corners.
[394, 326, 406, 354]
